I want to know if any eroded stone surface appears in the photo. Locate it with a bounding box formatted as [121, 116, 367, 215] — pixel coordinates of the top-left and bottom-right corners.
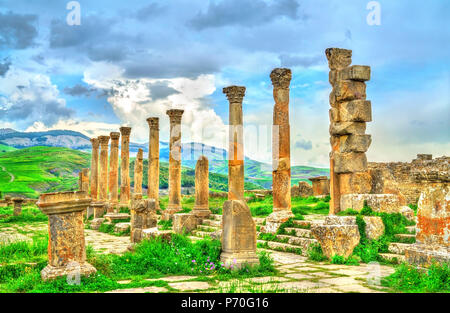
[311, 224, 360, 258]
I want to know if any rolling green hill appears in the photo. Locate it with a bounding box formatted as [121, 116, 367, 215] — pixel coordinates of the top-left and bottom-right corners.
[0, 144, 17, 153]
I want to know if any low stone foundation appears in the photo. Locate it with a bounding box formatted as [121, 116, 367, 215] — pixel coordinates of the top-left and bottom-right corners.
[340, 193, 403, 213]
[173, 213, 200, 234]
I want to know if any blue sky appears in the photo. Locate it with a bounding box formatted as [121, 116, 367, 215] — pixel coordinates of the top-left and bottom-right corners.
[0, 0, 448, 167]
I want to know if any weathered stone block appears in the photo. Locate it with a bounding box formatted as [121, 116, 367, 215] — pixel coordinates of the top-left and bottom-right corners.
[142, 227, 173, 241]
[261, 210, 295, 234]
[363, 216, 385, 240]
[291, 181, 314, 197]
[339, 134, 371, 153]
[339, 100, 372, 122]
[324, 215, 356, 225]
[400, 206, 415, 221]
[311, 224, 360, 258]
[330, 122, 366, 136]
[220, 200, 259, 268]
[308, 176, 330, 196]
[90, 218, 105, 230]
[130, 196, 157, 243]
[334, 152, 367, 173]
[173, 213, 200, 234]
[339, 65, 371, 81]
[340, 193, 403, 213]
[325, 48, 352, 71]
[332, 80, 366, 103]
[114, 222, 130, 233]
[339, 172, 372, 194]
[404, 245, 450, 268]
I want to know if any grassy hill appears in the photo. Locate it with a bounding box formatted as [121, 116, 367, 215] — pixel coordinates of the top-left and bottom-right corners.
[0, 144, 17, 153]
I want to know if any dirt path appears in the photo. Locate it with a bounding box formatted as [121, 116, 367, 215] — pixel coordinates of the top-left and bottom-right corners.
[0, 165, 14, 183]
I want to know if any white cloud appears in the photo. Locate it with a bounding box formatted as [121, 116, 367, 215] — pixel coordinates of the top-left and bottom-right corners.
[25, 120, 121, 138]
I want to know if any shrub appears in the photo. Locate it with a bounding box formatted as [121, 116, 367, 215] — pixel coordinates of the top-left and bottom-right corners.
[307, 243, 328, 262]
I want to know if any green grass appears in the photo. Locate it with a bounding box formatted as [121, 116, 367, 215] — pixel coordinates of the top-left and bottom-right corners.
[0, 205, 48, 223]
[382, 263, 450, 293]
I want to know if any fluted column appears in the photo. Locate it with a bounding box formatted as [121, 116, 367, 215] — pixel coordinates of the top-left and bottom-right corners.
[134, 148, 144, 194]
[89, 138, 99, 200]
[98, 135, 110, 201]
[119, 127, 132, 205]
[108, 132, 120, 204]
[262, 68, 294, 234]
[223, 86, 245, 201]
[146, 117, 160, 205]
[192, 155, 210, 218]
[164, 109, 184, 219]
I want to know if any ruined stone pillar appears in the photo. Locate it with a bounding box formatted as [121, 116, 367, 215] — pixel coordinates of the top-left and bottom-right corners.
[262, 68, 294, 233]
[326, 48, 372, 214]
[37, 191, 96, 281]
[164, 109, 184, 220]
[78, 168, 90, 193]
[220, 200, 259, 268]
[130, 193, 157, 243]
[12, 198, 24, 216]
[223, 86, 245, 200]
[146, 117, 160, 206]
[134, 148, 144, 194]
[89, 138, 99, 200]
[308, 176, 330, 197]
[98, 135, 110, 202]
[108, 132, 120, 205]
[119, 127, 132, 205]
[192, 155, 210, 218]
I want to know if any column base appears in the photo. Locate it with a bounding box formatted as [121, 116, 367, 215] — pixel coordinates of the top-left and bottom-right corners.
[261, 210, 294, 234]
[191, 206, 211, 219]
[220, 251, 260, 269]
[41, 262, 97, 281]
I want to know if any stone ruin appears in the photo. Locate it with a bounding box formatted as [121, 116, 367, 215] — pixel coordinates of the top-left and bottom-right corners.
[130, 193, 157, 243]
[133, 148, 144, 195]
[308, 176, 330, 197]
[12, 197, 24, 216]
[291, 181, 313, 198]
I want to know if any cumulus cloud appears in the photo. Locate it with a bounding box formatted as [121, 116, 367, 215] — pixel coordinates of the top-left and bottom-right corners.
[189, 0, 300, 29]
[0, 67, 74, 129]
[63, 84, 97, 97]
[295, 138, 313, 150]
[0, 11, 38, 49]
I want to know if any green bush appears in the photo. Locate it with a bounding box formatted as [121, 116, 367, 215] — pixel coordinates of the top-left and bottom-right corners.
[307, 243, 328, 262]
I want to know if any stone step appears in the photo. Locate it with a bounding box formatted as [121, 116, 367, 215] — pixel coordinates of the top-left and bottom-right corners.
[191, 230, 213, 238]
[202, 219, 221, 227]
[257, 240, 308, 256]
[395, 233, 416, 240]
[197, 225, 218, 232]
[405, 226, 416, 233]
[276, 235, 317, 250]
[388, 242, 412, 255]
[210, 214, 222, 221]
[292, 220, 312, 228]
[284, 227, 314, 238]
[379, 253, 406, 264]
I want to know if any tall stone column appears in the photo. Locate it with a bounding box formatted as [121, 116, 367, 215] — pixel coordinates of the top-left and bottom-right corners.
[164, 109, 184, 220]
[89, 138, 99, 200]
[263, 68, 294, 233]
[326, 48, 372, 214]
[37, 191, 96, 281]
[98, 135, 110, 202]
[223, 86, 245, 200]
[192, 155, 210, 218]
[146, 117, 160, 206]
[108, 132, 120, 205]
[78, 168, 90, 193]
[119, 127, 132, 205]
[134, 148, 144, 194]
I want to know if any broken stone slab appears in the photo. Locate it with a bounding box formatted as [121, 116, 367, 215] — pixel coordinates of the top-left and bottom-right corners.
[339, 100, 372, 122]
[104, 213, 130, 223]
[338, 65, 371, 81]
[340, 193, 403, 213]
[404, 244, 450, 268]
[333, 152, 367, 173]
[220, 200, 259, 268]
[330, 122, 367, 136]
[363, 216, 385, 240]
[114, 222, 130, 234]
[261, 210, 295, 234]
[338, 134, 372, 153]
[142, 227, 173, 241]
[311, 224, 360, 259]
[90, 218, 105, 230]
[172, 213, 200, 234]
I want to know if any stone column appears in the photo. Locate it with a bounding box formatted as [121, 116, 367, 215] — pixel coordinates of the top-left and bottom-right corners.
[134, 148, 144, 194]
[12, 198, 24, 216]
[223, 86, 245, 201]
[146, 117, 160, 206]
[326, 48, 372, 214]
[164, 109, 184, 220]
[130, 193, 157, 243]
[119, 127, 132, 205]
[220, 200, 259, 268]
[98, 135, 110, 202]
[263, 68, 294, 233]
[89, 138, 99, 200]
[108, 132, 120, 205]
[192, 155, 210, 218]
[37, 191, 96, 281]
[78, 168, 90, 193]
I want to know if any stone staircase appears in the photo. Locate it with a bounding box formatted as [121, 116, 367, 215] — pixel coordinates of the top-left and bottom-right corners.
[379, 225, 416, 263]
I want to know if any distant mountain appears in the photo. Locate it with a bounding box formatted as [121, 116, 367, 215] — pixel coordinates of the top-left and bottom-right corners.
[0, 128, 18, 136]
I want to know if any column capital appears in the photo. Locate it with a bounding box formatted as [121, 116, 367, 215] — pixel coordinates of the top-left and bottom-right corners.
[110, 132, 120, 140]
[166, 109, 184, 124]
[90, 138, 99, 148]
[120, 126, 132, 136]
[223, 86, 246, 103]
[98, 135, 110, 146]
[270, 68, 292, 89]
[146, 117, 159, 129]
[325, 48, 352, 70]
